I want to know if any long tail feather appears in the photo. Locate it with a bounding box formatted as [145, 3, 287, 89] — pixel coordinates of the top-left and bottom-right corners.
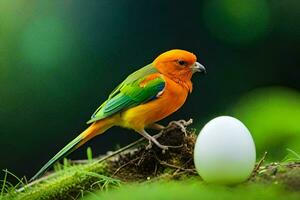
[30, 117, 116, 181]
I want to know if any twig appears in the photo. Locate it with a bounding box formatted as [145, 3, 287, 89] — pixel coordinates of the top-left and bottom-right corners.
[252, 151, 268, 177]
[137, 151, 147, 166]
[18, 168, 64, 192]
[92, 137, 146, 165]
[172, 158, 193, 176]
[71, 160, 91, 164]
[159, 161, 195, 173]
[153, 154, 195, 173]
[112, 157, 140, 176]
[154, 163, 158, 176]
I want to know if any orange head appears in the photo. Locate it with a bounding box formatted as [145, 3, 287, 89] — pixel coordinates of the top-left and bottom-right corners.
[153, 49, 205, 84]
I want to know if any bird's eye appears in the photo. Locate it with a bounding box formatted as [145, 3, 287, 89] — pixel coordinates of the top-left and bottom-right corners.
[177, 60, 187, 66]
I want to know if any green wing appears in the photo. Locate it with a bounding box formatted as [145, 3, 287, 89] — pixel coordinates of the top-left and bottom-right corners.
[86, 63, 165, 124]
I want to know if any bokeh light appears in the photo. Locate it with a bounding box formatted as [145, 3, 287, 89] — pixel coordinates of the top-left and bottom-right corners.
[20, 16, 72, 68]
[231, 87, 300, 159]
[203, 0, 271, 45]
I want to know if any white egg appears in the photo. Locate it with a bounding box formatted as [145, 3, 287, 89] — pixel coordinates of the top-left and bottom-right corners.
[194, 116, 256, 185]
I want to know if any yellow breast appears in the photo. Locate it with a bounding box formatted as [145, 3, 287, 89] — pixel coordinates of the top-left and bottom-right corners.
[118, 75, 190, 131]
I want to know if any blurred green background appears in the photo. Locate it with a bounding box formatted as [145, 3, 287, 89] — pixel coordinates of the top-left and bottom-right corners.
[0, 0, 299, 180]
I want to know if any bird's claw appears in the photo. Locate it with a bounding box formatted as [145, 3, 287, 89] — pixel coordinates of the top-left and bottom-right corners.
[157, 144, 169, 154]
[166, 119, 193, 136]
[146, 141, 184, 154]
[146, 141, 153, 150]
[145, 140, 168, 153]
[144, 119, 193, 153]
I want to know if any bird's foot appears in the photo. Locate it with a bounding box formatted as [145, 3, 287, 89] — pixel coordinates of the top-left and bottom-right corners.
[146, 139, 183, 154]
[146, 139, 168, 152]
[166, 119, 193, 136]
[144, 136, 169, 153]
[155, 142, 169, 154]
[146, 140, 153, 150]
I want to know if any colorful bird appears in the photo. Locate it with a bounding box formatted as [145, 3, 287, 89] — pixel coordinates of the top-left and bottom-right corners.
[31, 49, 206, 181]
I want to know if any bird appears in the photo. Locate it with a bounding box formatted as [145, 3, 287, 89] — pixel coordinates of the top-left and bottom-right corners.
[30, 49, 206, 181]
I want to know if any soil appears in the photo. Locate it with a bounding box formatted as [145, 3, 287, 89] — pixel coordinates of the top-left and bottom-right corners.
[107, 121, 197, 182]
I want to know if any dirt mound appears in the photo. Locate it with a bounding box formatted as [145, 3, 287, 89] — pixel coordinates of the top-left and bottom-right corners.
[107, 121, 197, 182]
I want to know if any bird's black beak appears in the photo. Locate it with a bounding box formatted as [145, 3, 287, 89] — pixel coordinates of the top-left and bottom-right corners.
[191, 62, 206, 74]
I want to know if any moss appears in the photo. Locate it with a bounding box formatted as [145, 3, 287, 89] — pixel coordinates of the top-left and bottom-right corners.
[251, 162, 300, 191]
[11, 162, 116, 200]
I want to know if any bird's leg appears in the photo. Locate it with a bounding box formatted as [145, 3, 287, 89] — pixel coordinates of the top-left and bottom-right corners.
[137, 129, 169, 152]
[147, 123, 165, 139]
[147, 123, 165, 130]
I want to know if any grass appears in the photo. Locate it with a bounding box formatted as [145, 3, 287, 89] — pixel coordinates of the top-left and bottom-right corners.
[282, 149, 300, 163]
[83, 180, 300, 200]
[86, 147, 93, 161]
[0, 162, 118, 200]
[0, 146, 120, 200]
[0, 169, 28, 200]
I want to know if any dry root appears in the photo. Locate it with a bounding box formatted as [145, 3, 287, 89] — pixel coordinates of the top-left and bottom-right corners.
[107, 119, 197, 181]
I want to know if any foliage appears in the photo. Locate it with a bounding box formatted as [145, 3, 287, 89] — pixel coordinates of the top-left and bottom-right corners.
[231, 87, 300, 159]
[83, 179, 300, 200]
